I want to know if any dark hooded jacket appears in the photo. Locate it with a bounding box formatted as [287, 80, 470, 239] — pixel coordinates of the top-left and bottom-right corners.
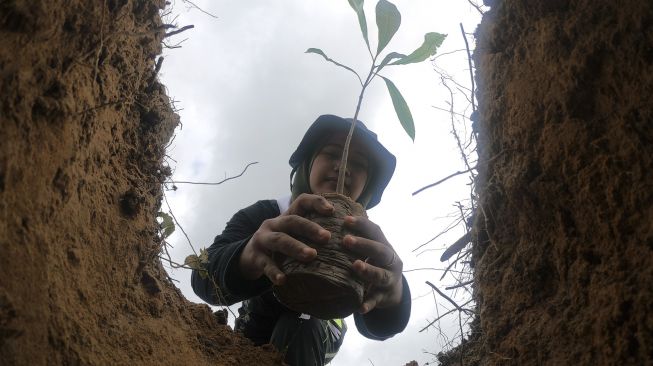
[191, 198, 411, 341]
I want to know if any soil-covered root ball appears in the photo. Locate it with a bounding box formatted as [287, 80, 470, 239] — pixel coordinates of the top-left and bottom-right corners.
[273, 193, 366, 319]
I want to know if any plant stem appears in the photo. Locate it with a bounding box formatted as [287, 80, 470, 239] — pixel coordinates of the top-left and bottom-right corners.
[336, 58, 378, 195]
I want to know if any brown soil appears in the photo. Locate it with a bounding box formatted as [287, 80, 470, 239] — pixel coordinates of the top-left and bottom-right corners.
[469, 0, 653, 365]
[274, 192, 367, 319]
[0, 1, 283, 365]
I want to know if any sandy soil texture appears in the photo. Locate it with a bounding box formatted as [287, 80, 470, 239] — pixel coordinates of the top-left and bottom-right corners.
[0, 1, 283, 364]
[469, 0, 653, 364]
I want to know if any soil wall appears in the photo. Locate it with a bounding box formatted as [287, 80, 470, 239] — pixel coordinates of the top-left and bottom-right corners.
[473, 0, 652, 365]
[0, 1, 282, 365]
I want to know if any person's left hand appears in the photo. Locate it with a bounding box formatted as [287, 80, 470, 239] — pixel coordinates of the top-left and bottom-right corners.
[341, 215, 403, 314]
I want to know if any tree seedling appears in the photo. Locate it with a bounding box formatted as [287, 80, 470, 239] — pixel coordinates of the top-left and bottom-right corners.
[307, 0, 446, 195]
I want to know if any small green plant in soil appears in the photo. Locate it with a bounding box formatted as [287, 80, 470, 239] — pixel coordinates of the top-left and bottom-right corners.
[308, 0, 446, 193]
[273, 0, 447, 319]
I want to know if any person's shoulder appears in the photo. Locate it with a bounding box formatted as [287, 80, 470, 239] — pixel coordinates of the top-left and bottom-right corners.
[239, 199, 281, 218]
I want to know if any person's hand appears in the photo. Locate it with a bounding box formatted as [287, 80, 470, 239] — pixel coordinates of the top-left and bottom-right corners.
[341, 215, 403, 314]
[239, 194, 334, 285]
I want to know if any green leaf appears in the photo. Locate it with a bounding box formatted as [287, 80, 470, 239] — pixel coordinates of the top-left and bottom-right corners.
[348, 0, 371, 52]
[390, 32, 447, 65]
[157, 212, 175, 238]
[305, 48, 362, 85]
[381, 76, 415, 141]
[376, 51, 406, 71]
[375, 0, 401, 55]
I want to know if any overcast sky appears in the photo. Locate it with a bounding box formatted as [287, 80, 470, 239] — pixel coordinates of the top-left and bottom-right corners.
[159, 1, 483, 365]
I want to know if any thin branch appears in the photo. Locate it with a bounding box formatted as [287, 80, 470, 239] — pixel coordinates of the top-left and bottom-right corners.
[164, 24, 194, 38]
[169, 162, 258, 185]
[421, 16, 481, 355]
[161, 193, 236, 320]
[403, 267, 468, 275]
[163, 38, 188, 49]
[160, 237, 180, 272]
[426, 281, 474, 315]
[420, 308, 456, 332]
[159, 255, 193, 270]
[412, 290, 438, 301]
[432, 105, 470, 119]
[163, 155, 178, 166]
[455, 201, 469, 230]
[415, 247, 448, 257]
[169, 14, 181, 25]
[440, 249, 471, 281]
[162, 191, 197, 256]
[160, 7, 174, 19]
[458, 308, 465, 366]
[460, 23, 476, 113]
[413, 216, 464, 253]
[412, 166, 476, 196]
[183, 0, 219, 18]
[433, 64, 473, 93]
[445, 279, 474, 290]
[419, 299, 474, 332]
[432, 48, 467, 61]
[466, 0, 485, 16]
[442, 75, 475, 179]
[456, 86, 474, 106]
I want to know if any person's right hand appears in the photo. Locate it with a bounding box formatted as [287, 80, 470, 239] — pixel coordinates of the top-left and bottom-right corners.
[239, 194, 334, 285]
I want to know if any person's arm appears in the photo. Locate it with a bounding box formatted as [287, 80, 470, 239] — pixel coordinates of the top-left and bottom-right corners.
[192, 194, 335, 305]
[191, 200, 279, 305]
[354, 276, 411, 340]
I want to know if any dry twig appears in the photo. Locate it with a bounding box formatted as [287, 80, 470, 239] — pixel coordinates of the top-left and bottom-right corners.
[420, 299, 474, 332]
[182, 0, 218, 18]
[412, 166, 476, 196]
[445, 280, 474, 290]
[164, 24, 195, 38]
[163, 191, 197, 255]
[466, 0, 485, 16]
[426, 281, 474, 315]
[168, 162, 258, 185]
[460, 23, 476, 113]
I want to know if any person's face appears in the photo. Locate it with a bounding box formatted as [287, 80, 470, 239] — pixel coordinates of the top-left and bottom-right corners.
[309, 133, 370, 201]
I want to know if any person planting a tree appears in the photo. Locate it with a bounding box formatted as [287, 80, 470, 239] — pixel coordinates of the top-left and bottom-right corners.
[191, 1, 448, 362]
[191, 114, 411, 365]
